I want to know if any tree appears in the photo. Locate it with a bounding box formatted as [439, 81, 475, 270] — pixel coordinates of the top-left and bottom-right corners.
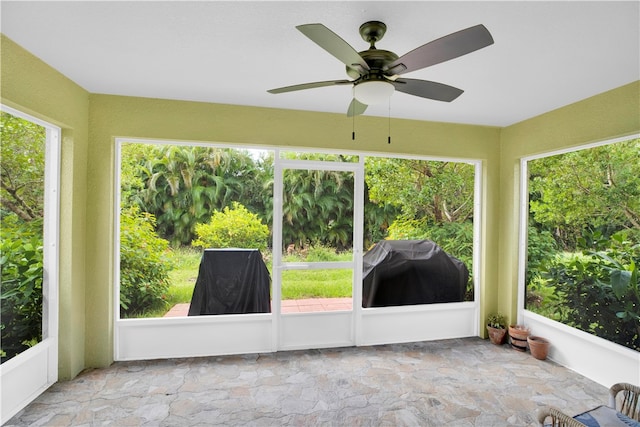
[0, 112, 46, 362]
[121, 144, 263, 246]
[281, 153, 356, 251]
[529, 139, 640, 250]
[0, 112, 46, 221]
[365, 158, 475, 224]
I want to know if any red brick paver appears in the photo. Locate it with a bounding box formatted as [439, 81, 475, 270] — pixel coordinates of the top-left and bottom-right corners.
[164, 298, 353, 317]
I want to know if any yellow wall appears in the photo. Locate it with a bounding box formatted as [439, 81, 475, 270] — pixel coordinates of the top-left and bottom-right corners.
[3, 34, 638, 376]
[1, 35, 90, 379]
[498, 81, 640, 322]
[86, 95, 501, 365]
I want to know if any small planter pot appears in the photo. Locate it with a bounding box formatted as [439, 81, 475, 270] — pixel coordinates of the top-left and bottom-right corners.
[528, 336, 550, 360]
[509, 325, 530, 352]
[487, 326, 507, 345]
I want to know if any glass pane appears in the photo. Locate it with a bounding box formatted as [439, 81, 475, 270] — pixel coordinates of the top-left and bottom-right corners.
[525, 138, 640, 352]
[119, 142, 274, 318]
[363, 157, 475, 306]
[281, 169, 354, 259]
[1, 111, 46, 363]
[281, 269, 353, 313]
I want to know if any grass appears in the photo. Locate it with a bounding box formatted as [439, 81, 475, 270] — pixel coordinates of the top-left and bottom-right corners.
[281, 269, 352, 299]
[279, 247, 352, 299]
[141, 246, 353, 317]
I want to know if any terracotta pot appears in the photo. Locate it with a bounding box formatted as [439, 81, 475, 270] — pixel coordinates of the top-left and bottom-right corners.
[509, 325, 530, 351]
[528, 336, 550, 360]
[487, 326, 507, 345]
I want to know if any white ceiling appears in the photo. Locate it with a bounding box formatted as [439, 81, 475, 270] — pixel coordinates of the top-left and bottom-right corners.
[1, 1, 638, 127]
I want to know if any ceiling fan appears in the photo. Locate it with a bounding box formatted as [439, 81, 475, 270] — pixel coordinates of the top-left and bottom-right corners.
[267, 21, 494, 116]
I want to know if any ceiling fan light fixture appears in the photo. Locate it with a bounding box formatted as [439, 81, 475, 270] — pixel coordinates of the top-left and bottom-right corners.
[354, 80, 394, 105]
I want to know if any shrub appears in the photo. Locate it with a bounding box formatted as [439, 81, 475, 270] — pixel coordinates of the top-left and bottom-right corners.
[1, 215, 43, 362]
[526, 226, 558, 283]
[192, 202, 269, 251]
[387, 219, 473, 268]
[119, 206, 171, 317]
[541, 233, 639, 351]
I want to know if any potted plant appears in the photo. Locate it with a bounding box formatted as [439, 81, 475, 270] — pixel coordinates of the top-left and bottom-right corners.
[486, 313, 507, 345]
[527, 335, 550, 360]
[508, 324, 531, 351]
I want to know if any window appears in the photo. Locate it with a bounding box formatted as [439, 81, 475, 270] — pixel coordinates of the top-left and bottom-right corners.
[363, 156, 476, 306]
[523, 137, 640, 351]
[117, 140, 273, 319]
[1, 109, 59, 363]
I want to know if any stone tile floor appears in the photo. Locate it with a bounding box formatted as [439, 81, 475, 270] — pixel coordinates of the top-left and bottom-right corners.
[6, 338, 609, 426]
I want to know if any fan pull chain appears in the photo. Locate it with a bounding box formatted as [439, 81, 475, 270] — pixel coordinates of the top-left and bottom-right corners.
[388, 97, 392, 144]
[352, 93, 356, 140]
[352, 108, 355, 140]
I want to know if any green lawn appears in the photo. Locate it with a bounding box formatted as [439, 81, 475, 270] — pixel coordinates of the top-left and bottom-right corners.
[143, 246, 353, 317]
[281, 269, 352, 299]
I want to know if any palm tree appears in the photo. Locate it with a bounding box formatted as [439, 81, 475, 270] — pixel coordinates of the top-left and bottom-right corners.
[124, 144, 262, 246]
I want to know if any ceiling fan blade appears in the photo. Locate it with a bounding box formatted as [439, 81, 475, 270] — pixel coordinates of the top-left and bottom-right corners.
[392, 78, 464, 102]
[297, 23, 370, 73]
[267, 79, 352, 94]
[347, 98, 367, 117]
[384, 24, 494, 75]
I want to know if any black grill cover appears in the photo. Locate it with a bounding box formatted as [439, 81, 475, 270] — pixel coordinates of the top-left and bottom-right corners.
[362, 240, 468, 308]
[188, 249, 271, 315]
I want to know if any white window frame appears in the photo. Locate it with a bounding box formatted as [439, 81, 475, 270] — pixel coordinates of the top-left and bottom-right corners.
[114, 138, 483, 360]
[517, 133, 640, 387]
[0, 105, 60, 424]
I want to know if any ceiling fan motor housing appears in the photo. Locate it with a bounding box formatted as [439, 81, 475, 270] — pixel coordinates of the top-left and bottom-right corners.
[347, 49, 399, 79]
[346, 21, 399, 80]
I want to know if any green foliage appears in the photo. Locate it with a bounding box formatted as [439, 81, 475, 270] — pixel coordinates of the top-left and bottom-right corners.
[487, 313, 506, 329]
[387, 219, 473, 270]
[0, 112, 46, 222]
[122, 144, 266, 246]
[526, 225, 558, 284]
[119, 206, 171, 317]
[529, 139, 640, 251]
[1, 215, 43, 362]
[365, 158, 475, 223]
[0, 112, 48, 362]
[282, 164, 354, 250]
[306, 246, 347, 262]
[192, 202, 269, 250]
[283, 245, 351, 263]
[538, 233, 639, 351]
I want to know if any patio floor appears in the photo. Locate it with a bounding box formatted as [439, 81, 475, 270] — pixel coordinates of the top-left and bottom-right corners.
[164, 298, 353, 317]
[6, 337, 610, 426]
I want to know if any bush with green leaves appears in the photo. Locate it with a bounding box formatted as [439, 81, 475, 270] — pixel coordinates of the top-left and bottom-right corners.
[526, 225, 558, 282]
[1, 215, 44, 362]
[119, 206, 171, 317]
[387, 219, 473, 270]
[192, 202, 269, 251]
[540, 232, 639, 351]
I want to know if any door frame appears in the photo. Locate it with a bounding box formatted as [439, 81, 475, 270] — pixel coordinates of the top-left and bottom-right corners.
[272, 153, 364, 351]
